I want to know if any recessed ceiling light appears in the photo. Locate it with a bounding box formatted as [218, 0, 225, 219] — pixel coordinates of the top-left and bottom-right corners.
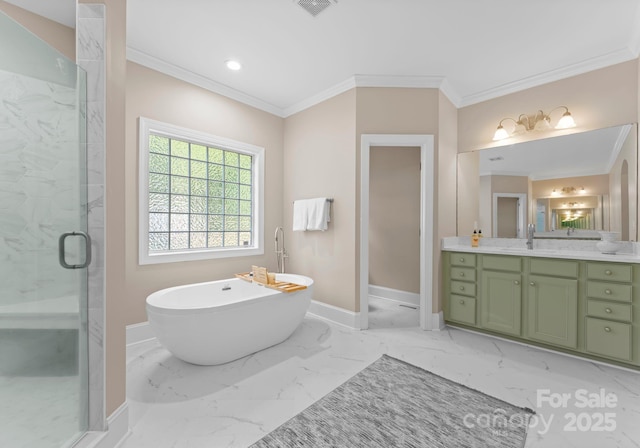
[225, 60, 242, 71]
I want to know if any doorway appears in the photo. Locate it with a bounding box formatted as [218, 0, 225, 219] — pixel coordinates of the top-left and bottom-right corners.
[360, 134, 435, 331]
[368, 146, 421, 328]
[492, 193, 526, 238]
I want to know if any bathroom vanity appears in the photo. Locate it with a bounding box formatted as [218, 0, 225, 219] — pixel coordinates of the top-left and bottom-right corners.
[442, 242, 640, 369]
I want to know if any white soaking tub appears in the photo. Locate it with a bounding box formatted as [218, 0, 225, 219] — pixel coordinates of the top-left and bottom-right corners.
[146, 273, 313, 365]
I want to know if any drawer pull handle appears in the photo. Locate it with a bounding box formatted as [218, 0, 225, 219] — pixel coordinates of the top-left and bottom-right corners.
[459, 258, 465, 263]
[530, 282, 535, 286]
[514, 280, 519, 285]
[605, 308, 612, 314]
[459, 272, 465, 277]
[459, 286, 465, 291]
[459, 300, 465, 305]
[604, 327, 611, 333]
[605, 289, 612, 295]
[605, 270, 612, 276]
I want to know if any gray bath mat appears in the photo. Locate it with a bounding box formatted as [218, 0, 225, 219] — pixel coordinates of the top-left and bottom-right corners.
[251, 355, 533, 447]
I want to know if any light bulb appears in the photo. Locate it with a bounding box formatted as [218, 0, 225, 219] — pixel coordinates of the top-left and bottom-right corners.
[556, 111, 576, 129]
[493, 125, 509, 141]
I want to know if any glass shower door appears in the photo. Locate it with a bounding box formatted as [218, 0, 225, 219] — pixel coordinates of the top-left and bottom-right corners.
[0, 11, 89, 448]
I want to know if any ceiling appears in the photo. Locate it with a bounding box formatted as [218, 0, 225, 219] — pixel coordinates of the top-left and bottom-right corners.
[6, 1, 640, 118]
[125, 0, 640, 117]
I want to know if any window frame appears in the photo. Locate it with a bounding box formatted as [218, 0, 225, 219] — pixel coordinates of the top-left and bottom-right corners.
[138, 117, 264, 265]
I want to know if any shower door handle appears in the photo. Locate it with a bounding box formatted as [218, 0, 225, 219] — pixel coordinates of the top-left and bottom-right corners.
[59, 231, 92, 269]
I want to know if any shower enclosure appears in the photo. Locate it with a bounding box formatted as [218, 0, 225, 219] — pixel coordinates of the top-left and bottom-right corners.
[0, 11, 89, 448]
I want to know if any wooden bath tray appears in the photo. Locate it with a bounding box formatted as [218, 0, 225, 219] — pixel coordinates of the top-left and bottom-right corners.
[235, 272, 307, 293]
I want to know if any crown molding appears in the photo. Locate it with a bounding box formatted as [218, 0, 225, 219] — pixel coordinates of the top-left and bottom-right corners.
[128, 44, 638, 118]
[458, 48, 638, 107]
[605, 123, 632, 173]
[282, 77, 357, 117]
[283, 74, 459, 117]
[126, 47, 286, 117]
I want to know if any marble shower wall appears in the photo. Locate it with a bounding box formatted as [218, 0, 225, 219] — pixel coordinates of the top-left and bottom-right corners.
[77, 3, 106, 431]
[0, 68, 82, 307]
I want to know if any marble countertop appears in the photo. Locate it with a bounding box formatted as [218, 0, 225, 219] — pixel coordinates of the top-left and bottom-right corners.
[442, 237, 640, 263]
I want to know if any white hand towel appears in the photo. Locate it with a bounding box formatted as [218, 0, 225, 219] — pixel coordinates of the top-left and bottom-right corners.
[292, 200, 307, 231]
[306, 197, 330, 231]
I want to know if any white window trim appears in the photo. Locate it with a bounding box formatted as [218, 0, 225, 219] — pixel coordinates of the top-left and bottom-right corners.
[138, 117, 264, 265]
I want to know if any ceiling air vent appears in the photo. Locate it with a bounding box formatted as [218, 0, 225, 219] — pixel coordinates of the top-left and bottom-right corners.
[298, 0, 333, 17]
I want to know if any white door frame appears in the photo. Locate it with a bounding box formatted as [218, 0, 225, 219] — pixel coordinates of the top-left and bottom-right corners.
[360, 134, 435, 330]
[492, 193, 527, 238]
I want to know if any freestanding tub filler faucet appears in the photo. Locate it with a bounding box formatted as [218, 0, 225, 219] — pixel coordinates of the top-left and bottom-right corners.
[275, 227, 288, 273]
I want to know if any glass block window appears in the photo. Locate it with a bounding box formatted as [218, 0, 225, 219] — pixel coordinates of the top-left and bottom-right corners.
[139, 118, 264, 264]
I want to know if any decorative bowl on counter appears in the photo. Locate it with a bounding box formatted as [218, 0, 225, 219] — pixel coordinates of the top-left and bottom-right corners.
[596, 231, 622, 254]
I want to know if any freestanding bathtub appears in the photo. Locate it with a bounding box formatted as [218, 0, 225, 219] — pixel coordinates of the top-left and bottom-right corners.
[146, 273, 313, 365]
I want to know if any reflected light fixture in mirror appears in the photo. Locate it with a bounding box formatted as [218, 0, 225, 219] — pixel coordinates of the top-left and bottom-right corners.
[493, 106, 576, 141]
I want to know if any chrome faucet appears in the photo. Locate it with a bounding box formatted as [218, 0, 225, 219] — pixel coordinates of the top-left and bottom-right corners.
[274, 227, 288, 273]
[526, 223, 535, 250]
[567, 227, 575, 236]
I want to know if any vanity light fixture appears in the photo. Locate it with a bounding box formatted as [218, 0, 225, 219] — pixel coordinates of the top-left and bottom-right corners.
[493, 106, 576, 141]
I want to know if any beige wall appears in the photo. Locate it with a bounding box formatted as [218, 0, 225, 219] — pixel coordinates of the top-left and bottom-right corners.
[283, 90, 357, 310]
[459, 60, 639, 152]
[125, 62, 285, 324]
[0, 1, 75, 60]
[369, 146, 421, 293]
[436, 91, 459, 312]
[355, 87, 456, 314]
[532, 175, 610, 199]
[457, 151, 480, 235]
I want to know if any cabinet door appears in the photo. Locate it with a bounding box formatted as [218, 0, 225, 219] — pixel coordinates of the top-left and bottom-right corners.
[481, 271, 522, 336]
[527, 275, 578, 349]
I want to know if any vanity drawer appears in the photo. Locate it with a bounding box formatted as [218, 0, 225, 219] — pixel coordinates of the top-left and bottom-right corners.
[482, 255, 521, 272]
[586, 263, 632, 283]
[451, 267, 476, 282]
[451, 280, 476, 297]
[450, 252, 476, 268]
[586, 281, 632, 303]
[586, 300, 632, 322]
[448, 295, 476, 325]
[530, 258, 578, 278]
[585, 318, 632, 362]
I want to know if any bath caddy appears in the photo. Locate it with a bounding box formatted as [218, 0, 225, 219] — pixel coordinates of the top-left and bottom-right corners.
[235, 271, 307, 293]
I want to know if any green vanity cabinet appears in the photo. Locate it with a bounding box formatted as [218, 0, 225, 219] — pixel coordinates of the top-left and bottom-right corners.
[481, 255, 522, 336]
[584, 262, 634, 362]
[527, 274, 578, 349]
[445, 252, 478, 325]
[443, 251, 640, 369]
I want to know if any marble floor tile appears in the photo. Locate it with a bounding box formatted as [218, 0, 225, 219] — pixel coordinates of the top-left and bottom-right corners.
[124, 313, 640, 448]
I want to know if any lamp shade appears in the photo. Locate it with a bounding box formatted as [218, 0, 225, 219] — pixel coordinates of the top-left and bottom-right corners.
[493, 125, 509, 141]
[556, 111, 576, 129]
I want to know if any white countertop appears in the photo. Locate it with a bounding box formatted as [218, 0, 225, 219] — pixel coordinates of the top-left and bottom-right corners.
[442, 237, 640, 264]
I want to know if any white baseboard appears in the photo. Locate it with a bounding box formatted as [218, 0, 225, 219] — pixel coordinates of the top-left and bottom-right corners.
[306, 300, 360, 329]
[126, 321, 155, 346]
[368, 284, 420, 307]
[73, 403, 130, 448]
[431, 311, 445, 330]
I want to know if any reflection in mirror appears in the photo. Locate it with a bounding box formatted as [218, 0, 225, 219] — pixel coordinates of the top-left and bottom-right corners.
[457, 124, 638, 241]
[3, 0, 75, 28]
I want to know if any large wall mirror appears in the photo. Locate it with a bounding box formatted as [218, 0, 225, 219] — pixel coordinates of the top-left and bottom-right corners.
[457, 124, 638, 241]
